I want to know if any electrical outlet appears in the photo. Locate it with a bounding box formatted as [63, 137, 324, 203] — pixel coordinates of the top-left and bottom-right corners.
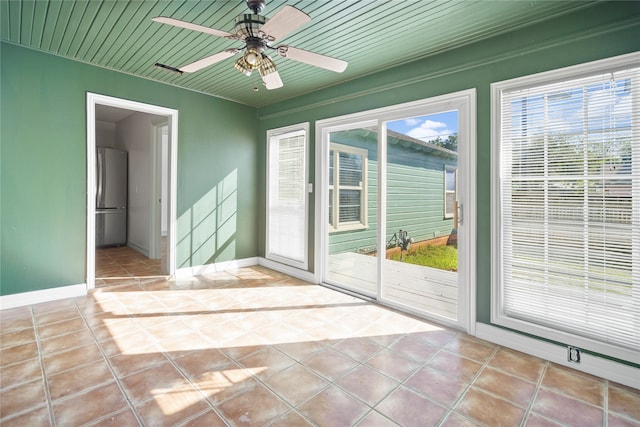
[567, 346, 581, 363]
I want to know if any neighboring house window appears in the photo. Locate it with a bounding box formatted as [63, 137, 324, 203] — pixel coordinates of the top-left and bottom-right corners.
[266, 124, 308, 269]
[492, 54, 639, 360]
[444, 165, 457, 218]
[329, 143, 368, 231]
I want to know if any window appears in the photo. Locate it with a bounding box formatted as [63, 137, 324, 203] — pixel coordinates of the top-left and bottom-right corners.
[266, 124, 308, 269]
[329, 143, 368, 231]
[444, 165, 457, 218]
[492, 53, 639, 360]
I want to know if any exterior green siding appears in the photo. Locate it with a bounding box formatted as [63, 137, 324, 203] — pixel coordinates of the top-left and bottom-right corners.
[328, 130, 457, 255]
[386, 136, 457, 246]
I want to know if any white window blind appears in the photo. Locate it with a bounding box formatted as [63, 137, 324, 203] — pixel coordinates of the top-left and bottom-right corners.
[266, 127, 307, 268]
[494, 60, 639, 357]
[445, 166, 457, 219]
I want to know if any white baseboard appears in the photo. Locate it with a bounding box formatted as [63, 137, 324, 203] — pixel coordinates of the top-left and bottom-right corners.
[0, 284, 87, 310]
[127, 241, 149, 258]
[175, 257, 259, 279]
[258, 257, 316, 283]
[174, 257, 317, 284]
[475, 323, 640, 389]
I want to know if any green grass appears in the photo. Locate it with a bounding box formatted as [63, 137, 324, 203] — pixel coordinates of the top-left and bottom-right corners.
[389, 244, 458, 271]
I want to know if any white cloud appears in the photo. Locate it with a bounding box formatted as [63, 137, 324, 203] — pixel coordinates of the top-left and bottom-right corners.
[546, 84, 632, 132]
[404, 118, 421, 126]
[407, 119, 453, 141]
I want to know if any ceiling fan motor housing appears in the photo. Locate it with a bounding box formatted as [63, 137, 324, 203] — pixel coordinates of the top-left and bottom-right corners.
[234, 14, 267, 39]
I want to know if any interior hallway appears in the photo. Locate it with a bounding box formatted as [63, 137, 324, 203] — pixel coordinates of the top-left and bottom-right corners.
[1, 266, 638, 426]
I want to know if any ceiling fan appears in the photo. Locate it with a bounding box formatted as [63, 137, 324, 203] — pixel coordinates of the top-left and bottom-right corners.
[152, 0, 348, 90]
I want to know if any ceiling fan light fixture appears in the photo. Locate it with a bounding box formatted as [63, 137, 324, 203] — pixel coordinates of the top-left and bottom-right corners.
[234, 57, 253, 76]
[258, 54, 277, 77]
[258, 54, 282, 90]
[243, 47, 262, 67]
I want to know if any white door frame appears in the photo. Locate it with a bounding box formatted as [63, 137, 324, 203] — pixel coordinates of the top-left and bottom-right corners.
[149, 122, 168, 261]
[86, 93, 179, 289]
[315, 89, 476, 333]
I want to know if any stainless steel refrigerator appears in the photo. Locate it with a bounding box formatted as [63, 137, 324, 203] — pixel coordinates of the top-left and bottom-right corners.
[96, 147, 128, 247]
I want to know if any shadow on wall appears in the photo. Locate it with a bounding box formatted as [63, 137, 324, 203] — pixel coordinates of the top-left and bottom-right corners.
[177, 169, 238, 269]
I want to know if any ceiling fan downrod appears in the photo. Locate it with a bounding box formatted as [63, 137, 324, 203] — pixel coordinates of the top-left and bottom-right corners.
[246, 0, 266, 14]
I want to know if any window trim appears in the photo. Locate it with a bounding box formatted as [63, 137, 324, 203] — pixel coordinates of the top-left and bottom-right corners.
[265, 123, 309, 270]
[490, 52, 640, 362]
[329, 142, 369, 232]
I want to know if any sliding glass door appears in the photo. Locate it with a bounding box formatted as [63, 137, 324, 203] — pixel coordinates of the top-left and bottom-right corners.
[325, 123, 378, 296]
[382, 112, 460, 320]
[318, 91, 475, 330]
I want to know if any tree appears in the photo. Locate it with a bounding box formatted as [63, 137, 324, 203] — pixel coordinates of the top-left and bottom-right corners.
[427, 133, 458, 152]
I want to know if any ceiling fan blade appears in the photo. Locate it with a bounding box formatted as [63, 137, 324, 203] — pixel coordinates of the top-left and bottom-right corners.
[181, 49, 239, 73]
[261, 70, 283, 90]
[152, 16, 235, 39]
[260, 5, 310, 41]
[277, 46, 347, 73]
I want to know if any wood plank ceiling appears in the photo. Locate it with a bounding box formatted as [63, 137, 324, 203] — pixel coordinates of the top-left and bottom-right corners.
[1, 0, 595, 107]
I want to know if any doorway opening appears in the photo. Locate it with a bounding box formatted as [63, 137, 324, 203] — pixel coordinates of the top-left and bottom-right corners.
[86, 93, 178, 290]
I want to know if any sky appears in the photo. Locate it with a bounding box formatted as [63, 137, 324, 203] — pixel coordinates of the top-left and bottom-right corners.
[386, 110, 458, 142]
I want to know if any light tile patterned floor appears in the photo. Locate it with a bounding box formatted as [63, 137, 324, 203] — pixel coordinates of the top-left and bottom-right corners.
[95, 245, 166, 287]
[1, 266, 639, 426]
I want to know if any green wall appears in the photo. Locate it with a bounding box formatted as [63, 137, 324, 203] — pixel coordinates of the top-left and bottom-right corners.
[257, 2, 640, 323]
[1, 42, 258, 296]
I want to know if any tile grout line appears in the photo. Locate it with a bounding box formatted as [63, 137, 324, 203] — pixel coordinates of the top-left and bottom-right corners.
[228, 336, 368, 425]
[31, 306, 57, 427]
[316, 329, 452, 425]
[603, 379, 608, 427]
[434, 343, 501, 427]
[126, 286, 239, 426]
[74, 299, 146, 427]
[0, 338, 51, 422]
[350, 331, 493, 426]
[172, 408, 221, 427]
[107, 279, 190, 422]
[160, 347, 234, 427]
[325, 332, 454, 426]
[403, 333, 463, 427]
[519, 360, 549, 427]
[231, 344, 321, 425]
[397, 335, 457, 426]
[255, 349, 333, 425]
[77, 407, 134, 427]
